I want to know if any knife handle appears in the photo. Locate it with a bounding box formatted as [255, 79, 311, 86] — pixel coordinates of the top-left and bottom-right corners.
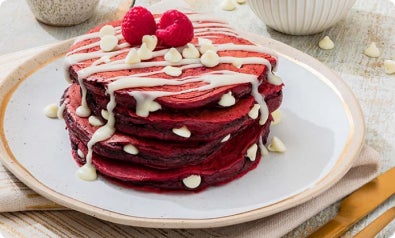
[354, 207, 395, 238]
[308, 218, 351, 238]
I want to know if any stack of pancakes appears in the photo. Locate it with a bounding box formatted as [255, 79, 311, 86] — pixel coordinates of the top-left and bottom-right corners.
[61, 14, 283, 192]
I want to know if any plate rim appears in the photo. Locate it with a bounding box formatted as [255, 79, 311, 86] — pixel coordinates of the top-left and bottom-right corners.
[0, 35, 365, 228]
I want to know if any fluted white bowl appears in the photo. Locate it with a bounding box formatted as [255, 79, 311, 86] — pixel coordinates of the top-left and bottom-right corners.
[248, 0, 357, 35]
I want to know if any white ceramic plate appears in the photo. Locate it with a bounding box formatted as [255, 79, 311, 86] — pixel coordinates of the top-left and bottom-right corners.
[0, 36, 364, 228]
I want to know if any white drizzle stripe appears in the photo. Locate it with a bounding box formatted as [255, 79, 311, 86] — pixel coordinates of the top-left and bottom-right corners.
[68, 33, 128, 55]
[195, 31, 239, 38]
[76, 55, 279, 84]
[74, 26, 122, 43]
[76, 78, 91, 117]
[82, 84, 117, 175]
[77, 59, 199, 79]
[66, 48, 130, 66]
[193, 23, 235, 29]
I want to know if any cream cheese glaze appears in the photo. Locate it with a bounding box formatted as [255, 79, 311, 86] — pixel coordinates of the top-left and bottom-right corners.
[64, 13, 282, 182]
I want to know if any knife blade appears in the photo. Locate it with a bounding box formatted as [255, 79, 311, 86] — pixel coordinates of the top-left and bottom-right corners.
[308, 167, 395, 238]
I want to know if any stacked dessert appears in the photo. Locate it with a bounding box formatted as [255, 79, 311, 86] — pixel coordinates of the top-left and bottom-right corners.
[59, 7, 283, 192]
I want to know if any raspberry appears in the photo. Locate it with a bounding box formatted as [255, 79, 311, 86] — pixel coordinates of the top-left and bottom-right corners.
[122, 6, 157, 45]
[156, 10, 194, 47]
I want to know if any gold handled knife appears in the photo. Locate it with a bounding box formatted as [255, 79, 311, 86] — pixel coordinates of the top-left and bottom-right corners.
[308, 167, 395, 238]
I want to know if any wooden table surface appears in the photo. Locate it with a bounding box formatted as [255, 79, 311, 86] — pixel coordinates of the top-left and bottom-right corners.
[0, 0, 394, 237]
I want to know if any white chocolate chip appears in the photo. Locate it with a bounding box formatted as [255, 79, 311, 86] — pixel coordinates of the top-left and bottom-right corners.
[248, 104, 260, 120]
[77, 149, 85, 158]
[76, 163, 97, 181]
[268, 136, 287, 153]
[232, 58, 243, 68]
[218, 91, 236, 107]
[44, 103, 59, 118]
[101, 109, 109, 120]
[88, 115, 104, 127]
[221, 0, 236, 11]
[182, 175, 201, 189]
[142, 35, 158, 51]
[318, 36, 334, 50]
[123, 144, 139, 155]
[138, 43, 153, 60]
[201, 50, 220, 67]
[364, 42, 380, 58]
[125, 48, 141, 64]
[172, 126, 191, 138]
[100, 35, 118, 52]
[99, 25, 115, 37]
[198, 37, 216, 54]
[221, 134, 231, 143]
[198, 37, 212, 45]
[384, 60, 395, 74]
[246, 144, 258, 161]
[163, 66, 182, 77]
[182, 43, 200, 59]
[237, 0, 246, 4]
[199, 43, 217, 54]
[271, 109, 282, 125]
[164, 48, 182, 63]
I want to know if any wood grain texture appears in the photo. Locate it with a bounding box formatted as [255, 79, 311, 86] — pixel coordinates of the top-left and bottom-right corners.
[0, 0, 394, 237]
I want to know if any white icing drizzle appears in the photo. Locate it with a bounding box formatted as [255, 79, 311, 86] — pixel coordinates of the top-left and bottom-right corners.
[92, 55, 111, 66]
[77, 85, 117, 180]
[75, 78, 91, 118]
[101, 109, 109, 120]
[65, 14, 281, 181]
[77, 163, 97, 181]
[248, 104, 261, 120]
[73, 26, 121, 44]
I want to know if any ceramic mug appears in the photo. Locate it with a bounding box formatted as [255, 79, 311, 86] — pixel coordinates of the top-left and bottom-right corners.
[26, 0, 100, 26]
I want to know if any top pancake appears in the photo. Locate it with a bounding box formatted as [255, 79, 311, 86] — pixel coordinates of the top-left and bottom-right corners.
[65, 14, 281, 111]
